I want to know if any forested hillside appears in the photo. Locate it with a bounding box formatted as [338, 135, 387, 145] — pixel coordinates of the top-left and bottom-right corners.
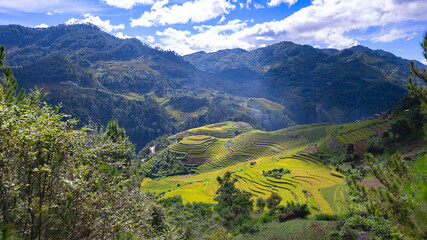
[185, 42, 420, 123]
[0, 24, 422, 150]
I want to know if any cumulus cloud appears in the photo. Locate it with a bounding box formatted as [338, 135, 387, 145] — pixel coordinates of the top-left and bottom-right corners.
[35, 23, 48, 28]
[155, 0, 427, 55]
[65, 13, 125, 33]
[101, 0, 154, 9]
[267, 0, 298, 7]
[0, 0, 97, 13]
[136, 35, 156, 43]
[372, 28, 417, 43]
[115, 32, 132, 39]
[155, 20, 255, 54]
[146, 35, 155, 43]
[130, 0, 236, 27]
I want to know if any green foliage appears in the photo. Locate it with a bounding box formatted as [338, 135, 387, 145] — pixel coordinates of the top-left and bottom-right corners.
[45, 87, 175, 150]
[236, 217, 259, 235]
[266, 192, 282, 209]
[329, 214, 400, 240]
[0, 45, 26, 105]
[0, 90, 169, 239]
[185, 41, 411, 124]
[276, 202, 310, 219]
[352, 152, 427, 238]
[367, 137, 385, 155]
[168, 95, 208, 113]
[314, 213, 339, 221]
[256, 197, 266, 216]
[262, 168, 291, 179]
[281, 221, 335, 240]
[214, 171, 254, 229]
[158, 196, 223, 239]
[209, 226, 231, 240]
[408, 32, 427, 106]
[390, 119, 411, 140]
[146, 149, 189, 178]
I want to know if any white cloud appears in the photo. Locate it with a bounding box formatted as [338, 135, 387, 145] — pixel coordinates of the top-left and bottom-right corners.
[130, 0, 236, 27]
[46, 10, 64, 15]
[115, 32, 132, 39]
[218, 15, 226, 24]
[254, 3, 264, 9]
[421, 59, 427, 66]
[155, 0, 427, 55]
[136, 35, 156, 43]
[155, 20, 254, 54]
[267, 0, 298, 7]
[101, 0, 154, 9]
[146, 35, 155, 43]
[0, 0, 97, 13]
[372, 28, 417, 43]
[35, 23, 48, 28]
[65, 13, 125, 33]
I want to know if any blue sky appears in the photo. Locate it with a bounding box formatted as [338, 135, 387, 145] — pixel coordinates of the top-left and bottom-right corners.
[0, 0, 426, 63]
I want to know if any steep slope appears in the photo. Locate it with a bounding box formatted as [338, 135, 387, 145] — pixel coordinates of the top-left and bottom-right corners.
[0, 24, 421, 149]
[185, 42, 419, 123]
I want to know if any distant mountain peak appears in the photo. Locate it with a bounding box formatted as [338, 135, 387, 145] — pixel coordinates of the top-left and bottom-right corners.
[349, 45, 372, 52]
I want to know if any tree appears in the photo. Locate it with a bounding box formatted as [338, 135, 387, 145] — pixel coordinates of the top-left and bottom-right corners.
[0, 45, 25, 105]
[351, 152, 427, 238]
[256, 197, 266, 217]
[390, 119, 410, 140]
[408, 32, 427, 107]
[0, 46, 168, 239]
[266, 192, 282, 209]
[214, 171, 253, 228]
[346, 143, 354, 155]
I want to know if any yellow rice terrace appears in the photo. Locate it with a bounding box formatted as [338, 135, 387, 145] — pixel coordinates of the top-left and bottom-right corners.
[139, 120, 387, 214]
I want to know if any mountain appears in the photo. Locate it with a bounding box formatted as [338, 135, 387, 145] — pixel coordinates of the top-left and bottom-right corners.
[185, 41, 421, 123]
[0, 24, 420, 149]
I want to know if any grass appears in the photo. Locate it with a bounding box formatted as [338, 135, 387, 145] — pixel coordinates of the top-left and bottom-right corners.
[232, 219, 331, 240]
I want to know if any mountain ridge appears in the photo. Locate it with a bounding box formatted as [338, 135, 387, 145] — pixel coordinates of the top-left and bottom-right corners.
[0, 23, 419, 149]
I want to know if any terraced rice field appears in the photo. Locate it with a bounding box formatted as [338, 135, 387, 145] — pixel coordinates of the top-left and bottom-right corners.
[139, 121, 354, 214]
[323, 120, 390, 153]
[141, 152, 347, 214]
[196, 123, 330, 173]
[139, 122, 331, 173]
[187, 121, 254, 138]
[319, 183, 352, 214]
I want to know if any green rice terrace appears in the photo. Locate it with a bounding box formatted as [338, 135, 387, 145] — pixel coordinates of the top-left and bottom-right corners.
[140, 119, 391, 214]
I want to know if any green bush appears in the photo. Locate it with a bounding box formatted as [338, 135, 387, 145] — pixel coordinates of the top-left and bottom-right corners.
[329, 214, 400, 240]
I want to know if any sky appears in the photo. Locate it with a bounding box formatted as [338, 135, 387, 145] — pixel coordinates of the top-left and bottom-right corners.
[0, 0, 427, 63]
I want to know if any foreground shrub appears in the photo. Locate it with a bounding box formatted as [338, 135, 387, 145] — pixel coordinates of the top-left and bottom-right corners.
[278, 211, 296, 222]
[0, 94, 163, 239]
[329, 214, 401, 240]
[276, 202, 310, 219]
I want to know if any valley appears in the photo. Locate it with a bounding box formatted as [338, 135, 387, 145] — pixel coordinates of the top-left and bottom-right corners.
[0, 22, 426, 240]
